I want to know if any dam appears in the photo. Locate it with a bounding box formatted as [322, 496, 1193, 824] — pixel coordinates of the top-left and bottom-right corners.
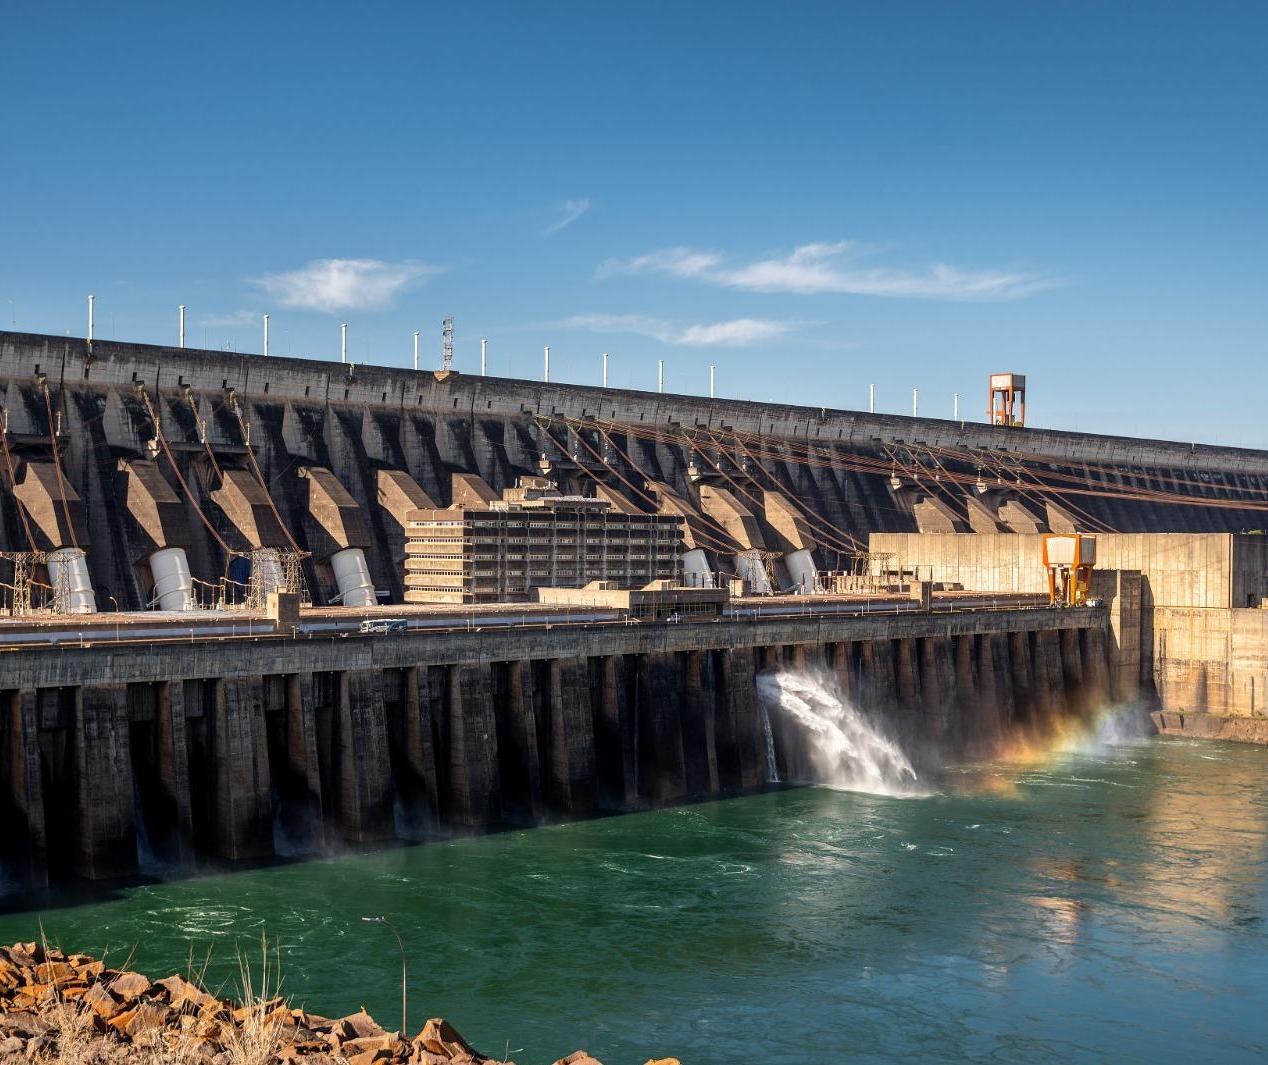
[1, 603, 1106, 887]
[0, 327, 1260, 890]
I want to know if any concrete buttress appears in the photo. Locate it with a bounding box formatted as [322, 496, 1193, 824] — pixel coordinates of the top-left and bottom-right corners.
[717, 646, 763, 791]
[919, 638, 957, 749]
[445, 664, 502, 827]
[210, 678, 272, 862]
[1080, 627, 1113, 710]
[595, 655, 636, 808]
[1059, 628, 1085, 710]
[401, 666, 440, 828]
[1032, 630, 1066, 722]
[335, 670, 395, 843]
[681, 650, 721, 798]
[5, 691, 47, 886]
[637, 652, 687, 805]
[156, 680, 195, 866]
[496, 660, 543, 820]
[282, 674, 325, 849]
[546, 656, 597, 814]
[73, 685, 137, 879]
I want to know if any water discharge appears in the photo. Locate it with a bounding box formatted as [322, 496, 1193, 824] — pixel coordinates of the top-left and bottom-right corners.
[6, 738, 1266, 1064]
[757, 669, 923, 796]
[759, 702, 780, 783]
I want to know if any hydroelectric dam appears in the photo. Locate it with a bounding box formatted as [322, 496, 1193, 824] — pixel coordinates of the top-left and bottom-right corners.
[1, 328, 1265, 889]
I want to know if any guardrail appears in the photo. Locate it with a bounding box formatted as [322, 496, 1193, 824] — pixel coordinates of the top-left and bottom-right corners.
[0, 596, 1095, 654]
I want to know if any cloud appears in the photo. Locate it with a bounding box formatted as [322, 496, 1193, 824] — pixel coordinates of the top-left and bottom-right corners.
[555, 313, 794, 347]
[198, 309, 260, 327]
[253, 258, 443, 312]
[544, 198, 592, 235]
[598, 241, 1055, 300]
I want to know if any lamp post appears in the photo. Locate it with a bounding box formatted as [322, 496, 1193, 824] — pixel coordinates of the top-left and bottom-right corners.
[361, 916, 407, 1034]
[108, 596, 119, 642]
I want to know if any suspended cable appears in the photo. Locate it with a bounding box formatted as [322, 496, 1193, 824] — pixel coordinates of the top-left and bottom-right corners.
[137, 385, 237, 555]
[39, 382, 79, 550]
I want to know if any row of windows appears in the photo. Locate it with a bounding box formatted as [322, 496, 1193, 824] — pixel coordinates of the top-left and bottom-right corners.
[410, 519, 679, 531]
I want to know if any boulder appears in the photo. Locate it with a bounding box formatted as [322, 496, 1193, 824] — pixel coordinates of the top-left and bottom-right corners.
[334, 1010, 388, 1040]
[414, 1018, 479, 1060]
[552, 1053, 605, 1065]
[80, 981, 124, 1020]
[343, 1033, 406, 1055]
[108, 971, 152, 1002]
[120, 1002, 172, 1039]
[155, 974, 221, 1013]
[34, 961, 77, 988]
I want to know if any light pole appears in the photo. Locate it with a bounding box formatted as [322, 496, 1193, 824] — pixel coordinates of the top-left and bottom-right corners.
[361, 916, 407, 1034]
[108, 596, 119, 642]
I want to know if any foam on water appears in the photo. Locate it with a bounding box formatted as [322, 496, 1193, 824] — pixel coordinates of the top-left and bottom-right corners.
[756, 669, 925, 797]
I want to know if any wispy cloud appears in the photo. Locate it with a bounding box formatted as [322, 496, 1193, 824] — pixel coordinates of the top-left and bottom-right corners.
[198, 309, 260, 327]
[598, 241, 1055, 300]
[253, 258, 444, 312]
[556, 313, 794, 347]
[544, 198, 592, 235]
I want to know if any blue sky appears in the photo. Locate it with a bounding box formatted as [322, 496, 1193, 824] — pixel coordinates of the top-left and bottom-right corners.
[3, 2, 1266, 445]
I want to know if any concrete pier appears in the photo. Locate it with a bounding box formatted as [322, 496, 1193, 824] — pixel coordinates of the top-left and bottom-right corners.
[0, 605, 1101, 886]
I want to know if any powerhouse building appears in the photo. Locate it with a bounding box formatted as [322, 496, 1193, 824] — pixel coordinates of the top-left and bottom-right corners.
[404, 477, 682, 603]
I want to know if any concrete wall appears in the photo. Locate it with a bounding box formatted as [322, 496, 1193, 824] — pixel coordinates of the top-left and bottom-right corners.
[870, 532, 1268, 609]
[868, 532, 1268, 736]
[5, 330, 1268, 614]
[1152, 606, 1268, 719]
[0, 606, 1102, 887]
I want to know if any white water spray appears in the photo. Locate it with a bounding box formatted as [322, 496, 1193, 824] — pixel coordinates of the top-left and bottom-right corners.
[757, 670, 923, 797]
[760, 704, 780, 783]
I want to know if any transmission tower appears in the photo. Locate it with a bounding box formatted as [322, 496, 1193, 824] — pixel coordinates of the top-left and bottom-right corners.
[441, 317, 454, 371]
[1, 551, 48, 616]
[245, 547, 312, 610]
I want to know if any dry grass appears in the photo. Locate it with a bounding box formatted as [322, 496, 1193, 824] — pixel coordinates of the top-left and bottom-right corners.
[37, 994, 104, 1063]
[21, 928, 296, 1065]
[219, 933, 294, 1065]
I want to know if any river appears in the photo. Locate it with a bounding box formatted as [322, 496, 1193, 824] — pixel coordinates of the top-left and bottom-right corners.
[2, 734, 1266, 1064]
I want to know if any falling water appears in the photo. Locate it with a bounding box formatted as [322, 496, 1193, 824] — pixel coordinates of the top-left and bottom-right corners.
[133, 793, 166, 876]
[757, 670, 923, 797]
[760, 703, 780, 783]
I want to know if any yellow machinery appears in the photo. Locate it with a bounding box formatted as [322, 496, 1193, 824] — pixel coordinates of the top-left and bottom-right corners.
[1043, 533, 1096, 606]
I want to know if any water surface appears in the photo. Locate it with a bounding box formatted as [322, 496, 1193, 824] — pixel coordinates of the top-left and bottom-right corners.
[3, 736, 1266, 1064]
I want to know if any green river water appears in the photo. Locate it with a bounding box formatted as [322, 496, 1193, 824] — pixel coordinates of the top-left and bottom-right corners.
[2, 734, 1266, 1064]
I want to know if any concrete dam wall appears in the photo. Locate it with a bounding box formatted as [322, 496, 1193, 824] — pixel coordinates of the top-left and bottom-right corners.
[0, 607, 1106, 888]
[871, 532, 1268, 741]
[2, 330, 1268, 611]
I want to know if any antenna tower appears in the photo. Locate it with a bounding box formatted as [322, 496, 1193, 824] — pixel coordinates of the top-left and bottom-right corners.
[441, 317, 454, 371]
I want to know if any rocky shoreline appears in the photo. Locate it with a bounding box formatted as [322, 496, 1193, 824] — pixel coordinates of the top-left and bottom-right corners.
[0, 943, 676, 1065]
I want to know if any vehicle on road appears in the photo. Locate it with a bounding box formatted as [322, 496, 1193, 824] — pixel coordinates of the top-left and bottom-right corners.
[359, 618, 409, 634]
